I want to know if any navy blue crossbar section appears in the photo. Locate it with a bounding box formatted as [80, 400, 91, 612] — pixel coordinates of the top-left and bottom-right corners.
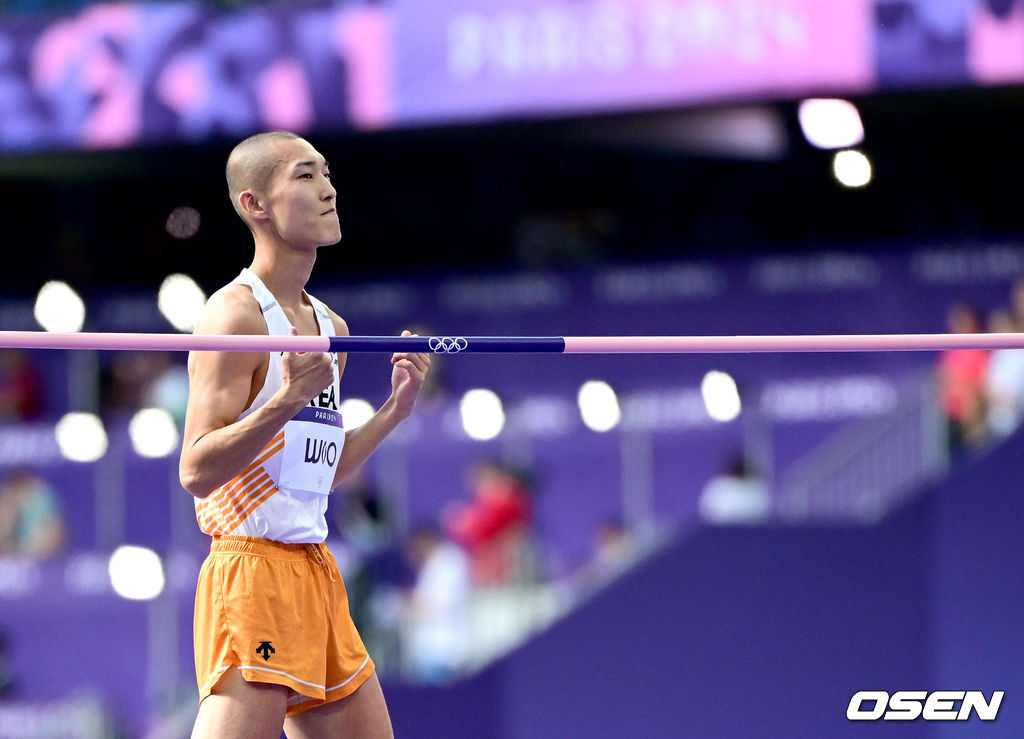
[327, 336, 566, 354]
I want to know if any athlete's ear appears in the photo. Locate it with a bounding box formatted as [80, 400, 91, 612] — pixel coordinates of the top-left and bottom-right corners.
[239, 191, 267, 222]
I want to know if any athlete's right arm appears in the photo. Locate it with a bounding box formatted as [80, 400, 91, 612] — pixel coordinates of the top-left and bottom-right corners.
[178, 286, 334, 499]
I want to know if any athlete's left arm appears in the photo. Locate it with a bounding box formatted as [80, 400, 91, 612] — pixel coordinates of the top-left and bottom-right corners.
[329, 311, 431, 489]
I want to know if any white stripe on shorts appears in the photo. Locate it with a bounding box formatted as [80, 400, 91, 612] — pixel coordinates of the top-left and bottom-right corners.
[286, 655, 371, 705]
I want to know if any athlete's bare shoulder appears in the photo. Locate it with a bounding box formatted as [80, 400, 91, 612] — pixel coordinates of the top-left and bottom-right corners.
[185, 281, 269, 411]
[195, 283, 268, 337]
[325, 306, 350, 338]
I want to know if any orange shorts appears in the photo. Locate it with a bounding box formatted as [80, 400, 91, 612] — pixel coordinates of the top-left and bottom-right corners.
[193, 535, 374, 717]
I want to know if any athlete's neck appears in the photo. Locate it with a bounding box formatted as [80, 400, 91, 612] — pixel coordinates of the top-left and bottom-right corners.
[248, 247, 316, 314]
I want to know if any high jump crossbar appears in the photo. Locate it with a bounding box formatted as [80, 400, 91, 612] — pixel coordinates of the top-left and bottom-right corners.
[0, 331, 1022, 354]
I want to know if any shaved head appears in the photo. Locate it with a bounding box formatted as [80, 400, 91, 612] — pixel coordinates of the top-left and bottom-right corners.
[225, 131, 301, 229]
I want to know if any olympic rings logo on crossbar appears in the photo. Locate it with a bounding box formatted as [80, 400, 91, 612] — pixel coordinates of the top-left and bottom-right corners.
[428, 336, 469, 353]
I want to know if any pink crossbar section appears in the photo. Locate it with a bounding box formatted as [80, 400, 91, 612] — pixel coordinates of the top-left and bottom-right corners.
[3, 331, 1024, 354]
[0, 331, 331, 353]
[562, 333, 1024, 353]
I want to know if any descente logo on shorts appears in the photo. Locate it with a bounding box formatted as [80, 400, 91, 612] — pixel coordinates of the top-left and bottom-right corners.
[256, 641, 275, 661]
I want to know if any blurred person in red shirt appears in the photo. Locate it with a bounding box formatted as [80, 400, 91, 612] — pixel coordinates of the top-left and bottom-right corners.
[0, 350, 43, 421]
[937, 301, 991, 455]
[444, 460, 537, 587]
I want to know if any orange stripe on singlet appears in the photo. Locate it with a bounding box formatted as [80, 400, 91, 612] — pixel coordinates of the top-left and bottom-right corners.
[197, 469, 270, 532]
[217, 477, 280, 533]
[195, 448, 281, 527]
[217, 471, 275, 523]
[196, 432, 284, 534]
[238, 432, 285, 477]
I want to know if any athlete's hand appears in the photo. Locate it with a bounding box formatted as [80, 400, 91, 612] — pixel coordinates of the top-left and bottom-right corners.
[281, 326, 334, 405]
[390, 330, 431, 418]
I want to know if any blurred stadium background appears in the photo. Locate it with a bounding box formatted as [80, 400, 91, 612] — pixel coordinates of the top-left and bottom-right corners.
[0, 0, 1022, 736]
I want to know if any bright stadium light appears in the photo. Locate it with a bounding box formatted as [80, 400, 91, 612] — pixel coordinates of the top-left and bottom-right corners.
[108, 545, 165, 600]
[165, 206, 201, 239]
[34, 281, 85, 332]
[158, 273, 206, 332]
[798, 98, 864, 150]
[701, 371, 742, 422]
[129, 407, 179, 458]
[577, 380, 621, 432]
[55, 412, 108, 462]
[460, 388, 505, 441]
[833, 150, 873, 188]
[340, 398, 375, 429]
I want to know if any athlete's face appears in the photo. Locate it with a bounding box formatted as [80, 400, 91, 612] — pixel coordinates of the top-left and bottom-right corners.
[262, 138, 341, 249]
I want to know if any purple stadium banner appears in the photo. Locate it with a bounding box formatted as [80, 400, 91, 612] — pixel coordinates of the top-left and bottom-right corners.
[968, 2, 1024, 84]
[0, 0, 1022, 150]
[0, 1, 392, 150]
[393, 0, 873, 123]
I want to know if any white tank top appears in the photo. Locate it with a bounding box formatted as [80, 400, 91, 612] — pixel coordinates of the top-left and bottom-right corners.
[194, 268, 345, 543]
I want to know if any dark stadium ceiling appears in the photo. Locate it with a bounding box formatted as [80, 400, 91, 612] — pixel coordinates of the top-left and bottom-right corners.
[0, 85, 1022, 294]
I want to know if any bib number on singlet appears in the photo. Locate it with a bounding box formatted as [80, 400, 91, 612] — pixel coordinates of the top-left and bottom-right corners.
[279, 406, 345, 495]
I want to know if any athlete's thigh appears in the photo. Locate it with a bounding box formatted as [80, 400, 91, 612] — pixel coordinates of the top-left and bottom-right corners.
[284, 671, 393, 739]
[192, 666, 290, 739]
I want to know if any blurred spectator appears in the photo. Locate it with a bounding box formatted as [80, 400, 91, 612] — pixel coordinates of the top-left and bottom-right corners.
[403, 526, 471, 684]
[698, 454, 771, 525]
[589, 519, 634, 576]
[0, 469, 66, 559]
[936, 301, 991, 455]
[984, 308, 1024, 438]
[337, 472, 394, 557]
[143, 353, 190, 428]
[0, 350, 43, 421]
[444, 459, 539, 587]
[331, 470, 410, 635]
[573, 519, 636, 595]
[99, 351, 167, 414]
